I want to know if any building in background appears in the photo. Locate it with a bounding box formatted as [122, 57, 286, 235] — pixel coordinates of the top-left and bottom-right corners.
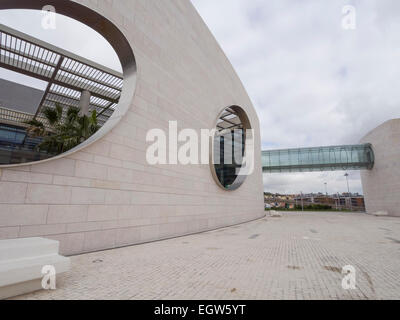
[265, 192, 366, 212]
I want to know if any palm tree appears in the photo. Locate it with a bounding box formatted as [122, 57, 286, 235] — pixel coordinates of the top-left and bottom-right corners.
[32, 103, 100, 154]
[42, 103, 64, 127]
[24, 119, 46, 137]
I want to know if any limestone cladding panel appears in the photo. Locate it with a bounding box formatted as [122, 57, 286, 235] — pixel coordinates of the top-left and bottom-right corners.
[0, 0, 265, 255]
[360, 119, 400, 217]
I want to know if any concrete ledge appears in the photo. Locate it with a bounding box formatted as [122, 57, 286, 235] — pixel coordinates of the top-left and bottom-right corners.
[370, 211, 389, 217]
[269, 210, 283, 217]
[0, 238, 70, 299]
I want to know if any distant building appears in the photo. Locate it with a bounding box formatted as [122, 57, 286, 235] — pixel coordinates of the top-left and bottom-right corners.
[265, 192, 366, 211]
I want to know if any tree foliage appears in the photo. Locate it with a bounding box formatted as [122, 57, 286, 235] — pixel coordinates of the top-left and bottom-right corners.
[26, 103, 100, 154]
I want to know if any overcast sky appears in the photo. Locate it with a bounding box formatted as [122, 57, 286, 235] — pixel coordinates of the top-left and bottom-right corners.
[1, 3, 399, 195]
[192, 0, 400, 195]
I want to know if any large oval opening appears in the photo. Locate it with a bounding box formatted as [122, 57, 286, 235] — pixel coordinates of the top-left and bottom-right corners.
[0, 1, 136, 166]
[211, 105, 252, 191]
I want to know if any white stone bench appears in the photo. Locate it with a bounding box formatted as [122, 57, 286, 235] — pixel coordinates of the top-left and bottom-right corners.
[0, 238, 70, 299]
[269, 210, 283, 217]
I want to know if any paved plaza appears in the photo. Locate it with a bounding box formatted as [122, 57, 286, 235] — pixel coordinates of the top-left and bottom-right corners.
[15, 212, 400, 300]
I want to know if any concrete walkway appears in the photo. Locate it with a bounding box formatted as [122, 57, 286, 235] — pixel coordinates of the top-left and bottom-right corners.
[15, 212, 400, 300]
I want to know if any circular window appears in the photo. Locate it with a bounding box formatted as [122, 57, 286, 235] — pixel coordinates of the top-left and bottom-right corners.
[211, 106, 252, 191]
[0, 1, 136, 167]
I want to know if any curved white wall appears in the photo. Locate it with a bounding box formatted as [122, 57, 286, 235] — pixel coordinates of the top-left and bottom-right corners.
[0, 0, 265, 255]
[360, 119, 400, 217]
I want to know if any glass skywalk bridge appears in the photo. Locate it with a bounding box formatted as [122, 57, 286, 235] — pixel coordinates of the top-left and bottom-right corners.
[262, 144, 374, 173]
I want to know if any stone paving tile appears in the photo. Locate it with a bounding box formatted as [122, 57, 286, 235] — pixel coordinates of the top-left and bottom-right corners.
[14, 212, 400, 300]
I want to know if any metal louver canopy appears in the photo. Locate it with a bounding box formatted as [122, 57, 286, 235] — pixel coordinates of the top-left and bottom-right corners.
[0, 23, 123, 127]
[216, 107, 243, 134]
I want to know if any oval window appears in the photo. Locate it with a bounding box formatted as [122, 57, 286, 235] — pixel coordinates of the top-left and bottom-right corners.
[211, 106, 252, 191]
[0, 5, 135, 166]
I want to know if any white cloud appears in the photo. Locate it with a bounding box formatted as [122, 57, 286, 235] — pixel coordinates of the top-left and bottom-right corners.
[192, 0, 400, 194]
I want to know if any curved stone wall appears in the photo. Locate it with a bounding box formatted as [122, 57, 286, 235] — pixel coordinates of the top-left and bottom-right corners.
[0, 0, 265, 255]
[360, 119, 400, 217]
